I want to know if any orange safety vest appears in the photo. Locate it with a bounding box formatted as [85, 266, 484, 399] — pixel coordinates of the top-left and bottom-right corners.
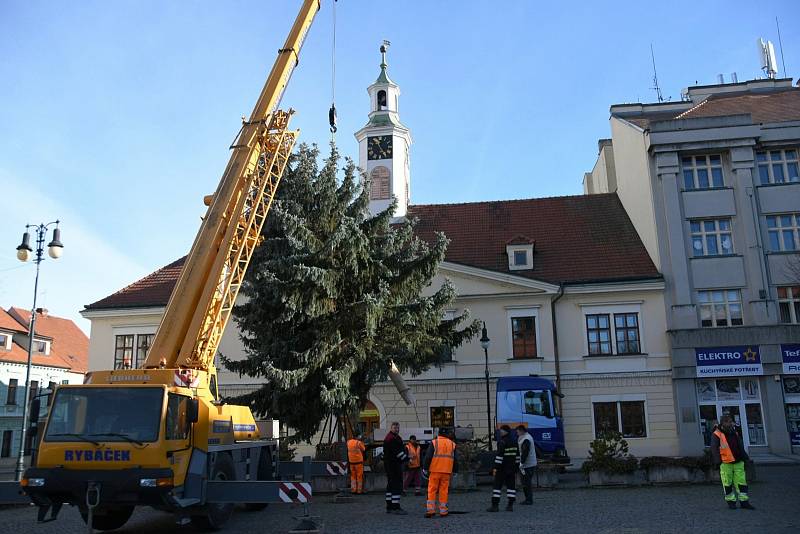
[407, 442, 421, 468]
[713, 430, 735, 464]
[347, 438, 365, 463]
[429, 436, 455, 474]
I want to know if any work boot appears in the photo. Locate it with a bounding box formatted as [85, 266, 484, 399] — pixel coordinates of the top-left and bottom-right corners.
[425, 512, 434, 518]
[727, 501, 737, 510]
[739, 501, 755, 510]
[392, 507, 408, 515]
[486, 504, 499, 512]
[506, 501, 514, 512]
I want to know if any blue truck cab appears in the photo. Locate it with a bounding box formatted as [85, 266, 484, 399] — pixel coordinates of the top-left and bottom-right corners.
[496, 376, 570, 464]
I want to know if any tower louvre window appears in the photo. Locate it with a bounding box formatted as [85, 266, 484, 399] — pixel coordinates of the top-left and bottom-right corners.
[377, 90, 387, 110]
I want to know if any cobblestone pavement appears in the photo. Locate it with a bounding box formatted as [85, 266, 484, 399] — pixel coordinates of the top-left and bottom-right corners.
[1, 466, 798, 533]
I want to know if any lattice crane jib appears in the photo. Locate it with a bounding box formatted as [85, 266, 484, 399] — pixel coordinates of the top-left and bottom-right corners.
[144, 0, 320, 370]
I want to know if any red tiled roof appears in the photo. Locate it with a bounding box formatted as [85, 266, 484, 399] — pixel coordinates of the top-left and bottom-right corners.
[0, 308, 26, 334]
[84, 194, 658, 311]
[677, 88, 800, 123]
[409, 193, 659, 285]
[1, 308, 88, 373]
[84, 256, 186, 310]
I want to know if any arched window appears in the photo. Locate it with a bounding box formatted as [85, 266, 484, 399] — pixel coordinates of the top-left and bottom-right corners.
[370, 166, 390, 200]
[377, 90, 387, 110]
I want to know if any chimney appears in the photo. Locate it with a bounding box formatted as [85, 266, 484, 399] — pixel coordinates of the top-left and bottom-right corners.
[36, 307, 49, 317]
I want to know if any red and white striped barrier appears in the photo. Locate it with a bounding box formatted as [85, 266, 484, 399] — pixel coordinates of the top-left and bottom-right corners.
[326, 461, 348, 475]
[278, 482, 312, 503]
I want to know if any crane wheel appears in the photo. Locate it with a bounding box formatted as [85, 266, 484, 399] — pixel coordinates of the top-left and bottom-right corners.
[245, 447, 274, 511]
[79, 505, 134, 531]
[192, 453, 236, 531]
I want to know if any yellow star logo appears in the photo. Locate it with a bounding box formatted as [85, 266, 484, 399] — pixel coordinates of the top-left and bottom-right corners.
[743, 348, 757, 362]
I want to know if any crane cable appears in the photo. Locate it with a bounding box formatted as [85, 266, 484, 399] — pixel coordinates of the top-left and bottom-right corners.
[328, 0, 338, 136]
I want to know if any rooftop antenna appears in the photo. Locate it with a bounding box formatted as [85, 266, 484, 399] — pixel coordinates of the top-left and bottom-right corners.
[758, 38, 778, 79]
[650, 44, 664, 102]
[776, 17, 787, 78]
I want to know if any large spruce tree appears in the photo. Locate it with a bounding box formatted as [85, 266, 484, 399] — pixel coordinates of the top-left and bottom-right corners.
[225, 143, 479, 440]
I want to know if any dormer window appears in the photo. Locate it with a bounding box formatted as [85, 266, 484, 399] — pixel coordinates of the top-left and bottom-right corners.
[33, 339, 49, 355]
[377, 90, 387, 110]
[506, 236, 535, 271]
[0, 332, 10, 351]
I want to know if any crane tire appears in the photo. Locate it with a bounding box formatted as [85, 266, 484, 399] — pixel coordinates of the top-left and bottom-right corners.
[192, 453, 236, 531]
[79, 505, 134, 531]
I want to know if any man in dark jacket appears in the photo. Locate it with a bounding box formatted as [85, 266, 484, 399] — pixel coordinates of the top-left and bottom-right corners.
[711, 415, 754, 510]
[487, 425, 519, 512]
[383, 421, 408, 514]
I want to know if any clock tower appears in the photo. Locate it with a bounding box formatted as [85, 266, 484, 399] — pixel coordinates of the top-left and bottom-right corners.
[355, 42, 412, 219]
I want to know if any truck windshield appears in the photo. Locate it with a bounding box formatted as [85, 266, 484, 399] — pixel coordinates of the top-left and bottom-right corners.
[45, 387, 163, 443]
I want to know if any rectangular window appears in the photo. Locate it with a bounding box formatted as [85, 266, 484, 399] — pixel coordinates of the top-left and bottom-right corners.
[614, 313, 641, 354]
[586, 314, 612, 355]
[6, 378, 17, 405]
[766, 213, 800, 251]
[593, 400, 647, 438]
[593, 402, 619, 437]
[33, 340, 47, 354]
[511, 316, 537, 359]
[114, 334, 135, 369]
[690, 219, 734, 256]
[513, 250, 527, 266]
[1, 430, 11, 458]
[0, 333, 8, 350]
[778, 286, 800, 324]
[756, 149, 800, 185]
[697, 290, 743, 327]
[136, 334, 154, 368]
[28, 380, 38, 405]
[165, 393, 191, 440]
[430, 406, 455, 428]
[682, 154, 724, 190]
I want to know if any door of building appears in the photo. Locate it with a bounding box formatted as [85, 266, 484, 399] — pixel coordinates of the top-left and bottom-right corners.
[697, 377, 767, 448]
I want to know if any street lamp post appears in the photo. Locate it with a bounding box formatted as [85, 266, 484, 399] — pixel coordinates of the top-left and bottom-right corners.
[14, 221, 63, 481]
[480, 322, 492, 451]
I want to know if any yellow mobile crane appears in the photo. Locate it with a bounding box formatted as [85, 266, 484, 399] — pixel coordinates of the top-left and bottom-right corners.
[15, 1, 321, 530]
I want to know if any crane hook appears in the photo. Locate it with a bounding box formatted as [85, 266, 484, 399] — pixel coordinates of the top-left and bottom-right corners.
[328, 104, 337, 133]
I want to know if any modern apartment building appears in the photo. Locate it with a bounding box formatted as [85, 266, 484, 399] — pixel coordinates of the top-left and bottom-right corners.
[585, 77, 800, 456]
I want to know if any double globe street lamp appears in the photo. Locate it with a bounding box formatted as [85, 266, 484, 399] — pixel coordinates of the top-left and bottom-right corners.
[14, 221, 64, 481]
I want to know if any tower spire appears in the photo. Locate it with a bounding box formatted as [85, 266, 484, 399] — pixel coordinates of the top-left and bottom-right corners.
[380, 40, 390, 69]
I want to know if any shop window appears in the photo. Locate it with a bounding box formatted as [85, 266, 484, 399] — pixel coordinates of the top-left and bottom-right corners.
[696, 377, 766, 448]
[430, 406, 455, 428]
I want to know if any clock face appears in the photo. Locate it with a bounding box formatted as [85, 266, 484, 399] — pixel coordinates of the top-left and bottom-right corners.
[367, 135, 393, 160]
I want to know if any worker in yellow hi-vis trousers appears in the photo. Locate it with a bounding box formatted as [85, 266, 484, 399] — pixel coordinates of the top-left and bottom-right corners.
[711, 415, 755, 510]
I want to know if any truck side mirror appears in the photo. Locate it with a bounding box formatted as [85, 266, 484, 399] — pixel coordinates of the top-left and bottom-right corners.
[187, 398, 199, 424]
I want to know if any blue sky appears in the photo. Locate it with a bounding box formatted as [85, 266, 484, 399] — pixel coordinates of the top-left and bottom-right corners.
[1, 0, 798, 332]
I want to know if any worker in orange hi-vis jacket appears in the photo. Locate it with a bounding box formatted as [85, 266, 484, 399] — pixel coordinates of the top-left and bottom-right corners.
[422, 427, 458, 518]
[347, 433, 367, 494]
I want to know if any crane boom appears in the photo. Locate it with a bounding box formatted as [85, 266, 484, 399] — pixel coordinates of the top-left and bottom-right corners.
[145, 0, 320, 370]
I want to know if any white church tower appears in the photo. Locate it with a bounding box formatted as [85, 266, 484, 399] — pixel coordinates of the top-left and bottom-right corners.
[355, 41, 412, 219]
